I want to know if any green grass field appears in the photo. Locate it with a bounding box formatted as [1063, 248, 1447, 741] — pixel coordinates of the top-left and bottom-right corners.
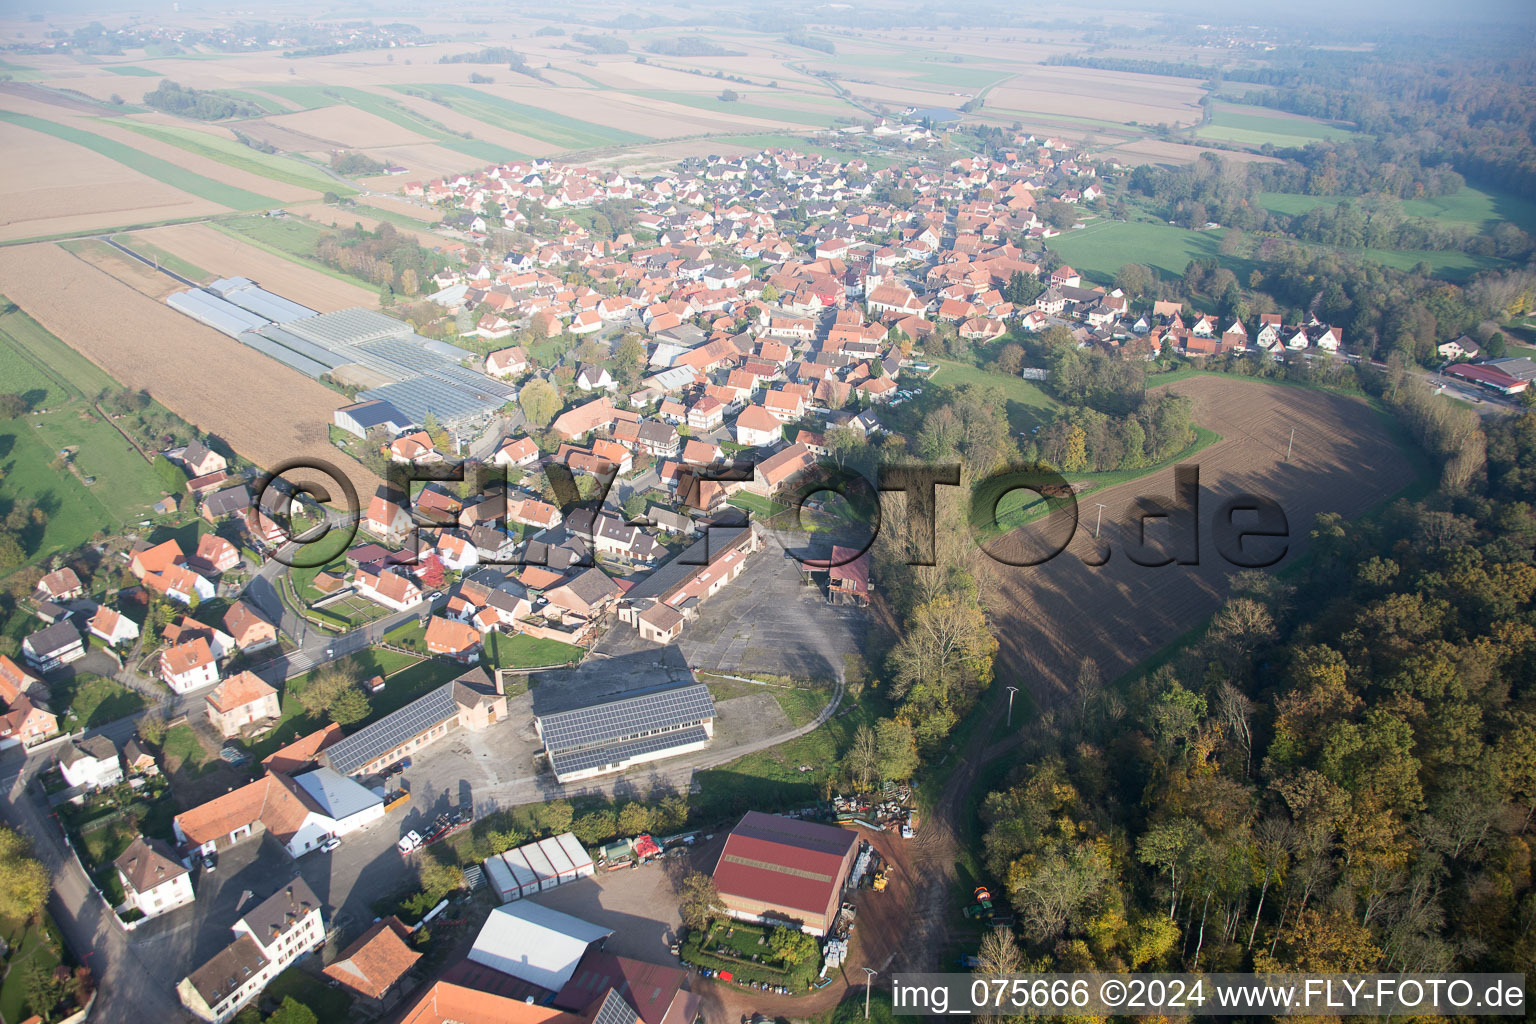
[0, 110, 277, 211]
[484, 631, 584, 669]
[105, 64, 162, 77]
[397, 84, 650, 149]
[0, 303, 173, 565]
[54, 673, 146, 730]
[1197, 103, 1354, 148]
[1044, 219, 1239, 282]
[108, 120, 346, 195]
[0, 914, 63, 1024]
[210, 216, 382, 295]
[1259, 184, 1536, 235]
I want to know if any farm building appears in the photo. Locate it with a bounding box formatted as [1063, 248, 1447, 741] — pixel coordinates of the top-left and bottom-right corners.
[466, 902, 613, 993]
[1444, 362, 1528, 395]
[318, 668, 507, 778]
[334, 399, 413, 438]
[711, 811, 859, 936]
[533, 684, 716, 784]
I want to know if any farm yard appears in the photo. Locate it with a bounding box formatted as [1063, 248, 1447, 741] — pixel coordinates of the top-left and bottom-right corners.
[984, 374, 1421, 702]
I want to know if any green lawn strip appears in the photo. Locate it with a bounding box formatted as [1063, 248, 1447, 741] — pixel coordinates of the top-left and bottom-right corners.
[628, 89, 846, 128]
[29, 406, 168, 523]
[691, 688, 886, 823]
[1200, 103, 1353, 143]
[727, 492, 792, 519]
[113, 233, 212, 281]
[219, 89, 290, 113]
[1043, 218, 1244, 282]
[0, 110, 277, 210]
[1257, 185, 1536, 235]
[208, 216, 383, 295]
[395, 84, 649, 148]
[0, 329, 71, 407]
[0, 415, 120, 566]
[0, 302, 117, 396]
[105, 65, 162, 77]
[108, 119, 345, 195]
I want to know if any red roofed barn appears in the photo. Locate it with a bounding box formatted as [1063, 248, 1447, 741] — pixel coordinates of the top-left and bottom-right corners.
[711, 811, 858, 935]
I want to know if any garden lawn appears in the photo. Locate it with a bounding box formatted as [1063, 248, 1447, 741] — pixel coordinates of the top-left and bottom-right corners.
[0, 111, 277, 210]
[262, 966, 354, 1020]
[1044, 219, 1244, 282]
[162, 723, 217, 778]
[484, 631, 583, 670]
[55, 674, 146, 730]
[0, 914, 62, 1024]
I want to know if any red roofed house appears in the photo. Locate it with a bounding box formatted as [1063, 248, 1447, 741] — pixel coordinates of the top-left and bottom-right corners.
[222, 601, 278, 652]
[365, 494, 415, 546]
[205, 671, 280, 739]
[712, 811, 859, 935]
[357, 566, 425, 612]
[130, 539, 184, 580]
[746, 443, 815, 497]
[733, 405, 781, 447]
[160, 638, 220, 695]
[87, 606, 140, 647]
[686, 396, 723, 431]
[193, 533, 240, 574]
[35, 568, 83, 601]
[424, 615, 482, 662]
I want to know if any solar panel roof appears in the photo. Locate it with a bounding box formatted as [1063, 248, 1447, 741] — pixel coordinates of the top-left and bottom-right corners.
[591, 989, 641, 1024]
[536, 684, 715, 753]
[322, 683, 460, 775]
[549, 726, 710, 778]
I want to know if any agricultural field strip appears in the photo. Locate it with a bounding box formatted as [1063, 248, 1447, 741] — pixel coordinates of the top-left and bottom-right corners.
[260, 84, 527, 164]
[390, 84, 651, 149]
[0, 110, 277, 211]
[106, 119, 343, 195]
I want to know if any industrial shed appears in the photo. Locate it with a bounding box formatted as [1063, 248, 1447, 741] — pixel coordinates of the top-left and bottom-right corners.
[534, 684, 716, 784]
[712, 811, 859, 936]
[467, 902, 612, 992]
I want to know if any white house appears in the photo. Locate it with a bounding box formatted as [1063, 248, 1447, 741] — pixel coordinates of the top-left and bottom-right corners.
[59, 735, 123, 791]
[178, 878, 326, 1024]
[87, 606, 140, 647]
[115, 836, 195, 921]
[161, 639, 221, 695]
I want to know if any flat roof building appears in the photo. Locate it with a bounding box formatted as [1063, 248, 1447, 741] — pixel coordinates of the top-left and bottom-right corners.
[467, 902, 613, 993]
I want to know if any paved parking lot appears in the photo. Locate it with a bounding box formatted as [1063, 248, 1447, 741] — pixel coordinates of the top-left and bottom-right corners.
[676, 541, 866, 680]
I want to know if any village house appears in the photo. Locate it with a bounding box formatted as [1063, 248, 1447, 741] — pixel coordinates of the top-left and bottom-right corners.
[733, 405, 783, 447]
[356, 565, 425, 612]
[35, 567, 83, 602]
[364, 494, 415, 546]
[161, 638, 220, 695]
[180, 441, 228, 479]
[191, 534, 240, 575]
[425, 615, 483, 662]
[59, 735, 123, 791]
[23, 621, 84, 672]
[178, 878, 325, 1024]
[222, 601, 278, 652]
[87, 606, 139, 647]
[206, 672, 281, 739]
[322, 917, 421, 1010]
[115, 836, 195, 922]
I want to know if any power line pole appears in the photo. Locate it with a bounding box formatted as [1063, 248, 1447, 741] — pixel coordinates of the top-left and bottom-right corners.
[1006, 685, 1019, 727]
[1286, 426, 1294, 462]
[1093, 502, 1107, 538]
[863, 968, 878, 1019]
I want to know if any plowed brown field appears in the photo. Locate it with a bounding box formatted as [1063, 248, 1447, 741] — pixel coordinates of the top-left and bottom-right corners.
[134, 222, 378, 311]
[0, 243, 379, 496]
[985, 375, 1418, 701]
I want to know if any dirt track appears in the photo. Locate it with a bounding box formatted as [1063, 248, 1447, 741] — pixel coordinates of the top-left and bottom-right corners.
[985, 374, 1419, 702]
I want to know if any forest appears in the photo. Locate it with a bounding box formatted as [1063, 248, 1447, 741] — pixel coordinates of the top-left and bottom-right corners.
[142, 80, 264, 121]
[313, 222, 452, 298]
[976, 360, 1536, 974]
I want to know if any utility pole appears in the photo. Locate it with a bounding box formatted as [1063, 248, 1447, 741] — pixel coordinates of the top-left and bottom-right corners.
[1093, 502, 1107, 538]
[863, 968, 878, 1019]
[1286, 427, 1294, 462]
[1006, 685, 1019, 727]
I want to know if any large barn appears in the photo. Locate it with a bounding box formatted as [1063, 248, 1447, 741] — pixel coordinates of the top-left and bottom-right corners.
[711, 811, 859, 936]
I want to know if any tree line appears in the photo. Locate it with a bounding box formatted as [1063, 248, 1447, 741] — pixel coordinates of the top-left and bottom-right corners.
[142, 80, 264, 121]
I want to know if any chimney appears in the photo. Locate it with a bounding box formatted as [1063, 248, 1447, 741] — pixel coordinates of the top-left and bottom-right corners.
[494, 669, 505, 696]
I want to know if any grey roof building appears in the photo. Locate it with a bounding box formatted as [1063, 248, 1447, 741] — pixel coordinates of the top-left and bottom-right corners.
[534, 683, 716, 783]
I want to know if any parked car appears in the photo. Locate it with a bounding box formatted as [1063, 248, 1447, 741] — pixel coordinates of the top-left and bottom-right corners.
[202, 852, 217, 873]
[320, 837, 341, 853]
